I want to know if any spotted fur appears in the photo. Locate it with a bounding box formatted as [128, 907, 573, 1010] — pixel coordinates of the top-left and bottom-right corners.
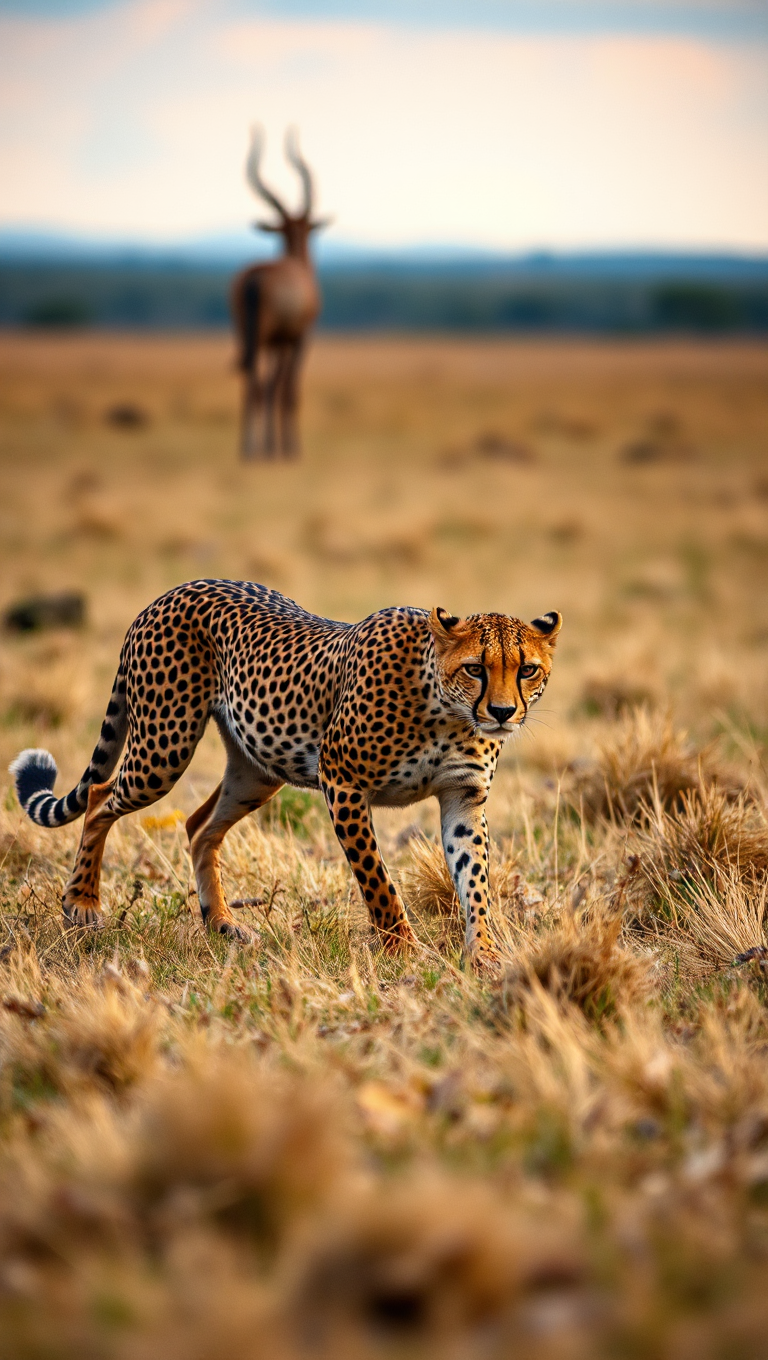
[10, 581, 561, 964]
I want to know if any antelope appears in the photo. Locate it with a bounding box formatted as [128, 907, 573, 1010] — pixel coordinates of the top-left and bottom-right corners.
[231, 127, 329, 460]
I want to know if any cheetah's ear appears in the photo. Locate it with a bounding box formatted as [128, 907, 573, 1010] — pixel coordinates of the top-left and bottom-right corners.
[530, 610, 562, 640]
[431, 606, 460, 633]
[429, 606, 469, 650]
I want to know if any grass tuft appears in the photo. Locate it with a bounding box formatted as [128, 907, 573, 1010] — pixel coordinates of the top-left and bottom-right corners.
[572, 708, 740, 824]
[502, 904, 657, 1022]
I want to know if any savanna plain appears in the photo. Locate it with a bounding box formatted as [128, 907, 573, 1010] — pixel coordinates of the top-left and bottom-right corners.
[1, 332, 768, 1358]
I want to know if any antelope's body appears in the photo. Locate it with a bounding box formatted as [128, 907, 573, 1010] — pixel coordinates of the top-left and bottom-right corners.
[232, 129, 328, 460]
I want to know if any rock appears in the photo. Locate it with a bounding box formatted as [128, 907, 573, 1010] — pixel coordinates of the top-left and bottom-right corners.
[3, 591, 86, 632]
[437, 430, 536, 469]
[475, 430, 536, 463]
[619, 412, 696, 464]
[104, 402, 149, 429]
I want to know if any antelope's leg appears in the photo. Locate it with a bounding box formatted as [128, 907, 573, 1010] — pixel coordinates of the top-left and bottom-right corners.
[438, 788, 500, 970]
[263, 345, 289, 458]
[240, 276, 267, 461]
[280, 337, 305, 459]
[320, 777, 419, 952]
[242, 359, 266, 460]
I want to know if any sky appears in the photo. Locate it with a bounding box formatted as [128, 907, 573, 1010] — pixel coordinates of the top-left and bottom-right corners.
[0, 0, 767, 252]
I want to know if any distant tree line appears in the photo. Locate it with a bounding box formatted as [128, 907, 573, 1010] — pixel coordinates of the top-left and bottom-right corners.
[1, 261, 767, 333]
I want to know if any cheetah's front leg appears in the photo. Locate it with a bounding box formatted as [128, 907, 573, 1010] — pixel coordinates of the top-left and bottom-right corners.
[439, 789, 500, 974]
[320, 777, 419, 953]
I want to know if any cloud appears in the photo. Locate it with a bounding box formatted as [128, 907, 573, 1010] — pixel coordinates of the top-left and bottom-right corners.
[0, 0, 766, 248]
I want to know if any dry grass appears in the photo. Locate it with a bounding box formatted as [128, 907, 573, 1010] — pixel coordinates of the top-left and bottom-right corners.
[640, 784, 768, 881]
[502, 904, 657, 1022]
[402, 834, 459, 918]
[569, 708, 743, 824]
[1, 332, 768, 1354]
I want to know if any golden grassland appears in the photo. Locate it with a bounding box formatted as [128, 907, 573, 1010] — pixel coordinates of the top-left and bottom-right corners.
[1, 331, 768, 1357]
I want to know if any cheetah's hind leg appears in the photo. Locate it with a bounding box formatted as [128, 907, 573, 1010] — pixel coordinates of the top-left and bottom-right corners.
[63, 698, 210, 928]
[62, 780, 120, 928]
[186, 742, 281, 944]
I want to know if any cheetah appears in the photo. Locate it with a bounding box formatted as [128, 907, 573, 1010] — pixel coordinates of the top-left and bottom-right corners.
[10, 581, 561, 968]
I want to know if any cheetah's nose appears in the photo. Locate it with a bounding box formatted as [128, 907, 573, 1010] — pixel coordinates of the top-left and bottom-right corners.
[488, 704, 516, 725]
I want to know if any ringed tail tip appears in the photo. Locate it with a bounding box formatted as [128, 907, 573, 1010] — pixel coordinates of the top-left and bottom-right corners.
[9, 748, 58, 813]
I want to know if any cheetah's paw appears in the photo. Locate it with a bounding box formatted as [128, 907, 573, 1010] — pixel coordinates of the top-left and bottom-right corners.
[214, 918, 256, 945]
[380, 918, 420, 954]
[63, 899, 104, 929]
[466, 943, 503, 979]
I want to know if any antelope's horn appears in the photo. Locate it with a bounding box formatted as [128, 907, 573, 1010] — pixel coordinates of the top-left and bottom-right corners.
[285, 125, 313, 216]
[246, 125, 288, 218]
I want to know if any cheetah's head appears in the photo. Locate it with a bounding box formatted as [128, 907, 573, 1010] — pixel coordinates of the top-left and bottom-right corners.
[428, 606, 562, 737]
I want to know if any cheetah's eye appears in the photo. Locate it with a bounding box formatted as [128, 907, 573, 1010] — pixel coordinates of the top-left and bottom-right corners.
[519, 663, 539, 679]
[463, 663, 485, 679]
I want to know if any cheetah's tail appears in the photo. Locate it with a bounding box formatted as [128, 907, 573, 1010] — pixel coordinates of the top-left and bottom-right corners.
[9, 663, 128, 828]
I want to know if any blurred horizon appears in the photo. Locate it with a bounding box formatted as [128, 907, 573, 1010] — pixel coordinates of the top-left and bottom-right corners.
[4, 224, 768, 267]
[3, 245, 767, 332]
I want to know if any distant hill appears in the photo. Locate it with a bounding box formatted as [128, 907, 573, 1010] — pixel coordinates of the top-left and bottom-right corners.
[1, 230, 766, 332]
